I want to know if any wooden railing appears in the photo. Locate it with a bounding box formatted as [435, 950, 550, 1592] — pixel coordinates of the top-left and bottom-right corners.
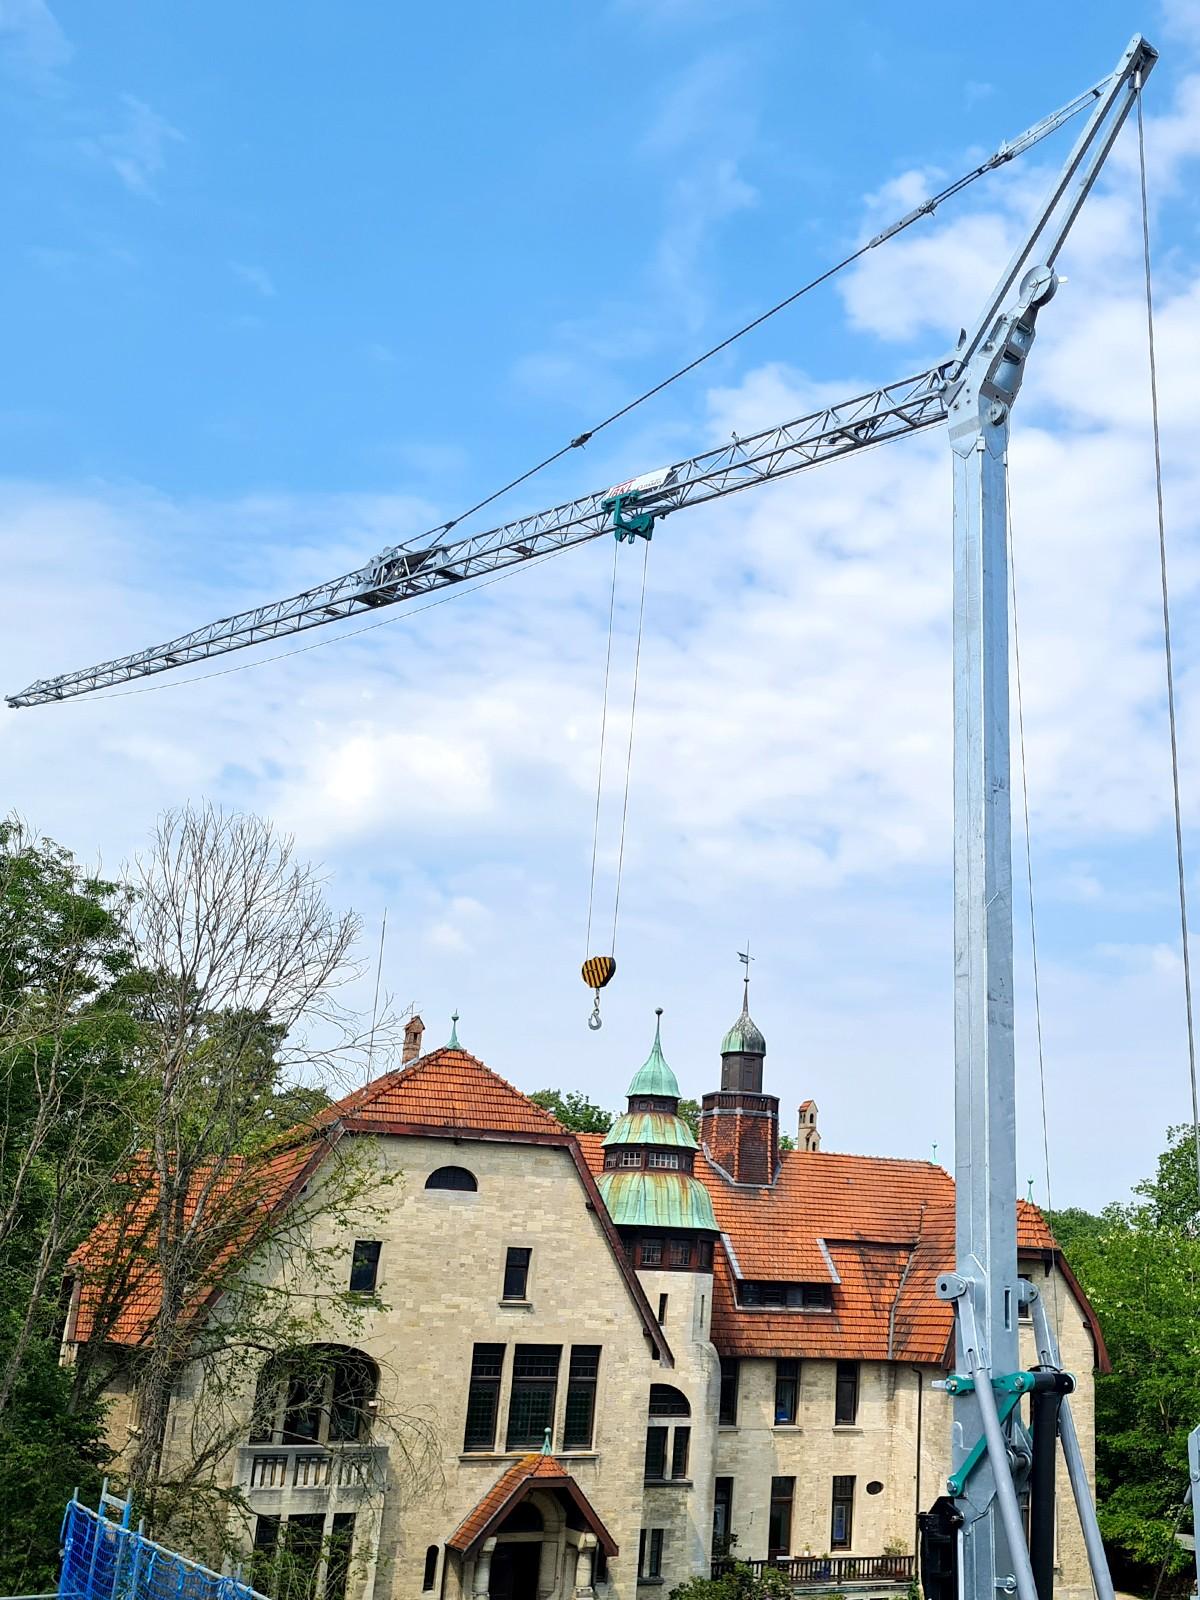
[712, 1554, 917, 1587]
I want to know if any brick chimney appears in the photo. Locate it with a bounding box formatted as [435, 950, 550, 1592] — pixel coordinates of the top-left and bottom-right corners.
[402, 1014, 425, 1065]
[699, 981, 779, 1186]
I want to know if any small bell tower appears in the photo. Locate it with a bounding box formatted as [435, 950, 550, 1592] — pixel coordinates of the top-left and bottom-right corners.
[797, 1099, 820, 1151]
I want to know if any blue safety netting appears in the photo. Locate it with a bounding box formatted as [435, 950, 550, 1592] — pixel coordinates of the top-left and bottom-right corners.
[58, 1495, 267, 1600]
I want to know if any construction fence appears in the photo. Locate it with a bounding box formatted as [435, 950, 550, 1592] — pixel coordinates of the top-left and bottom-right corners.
[57, 1491, 267, 1600]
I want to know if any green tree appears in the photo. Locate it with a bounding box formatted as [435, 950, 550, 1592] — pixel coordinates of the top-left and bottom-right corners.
[1133, 1123, 1200, 1235]
[0, 817, 140, 1592]
[528, 1088, 615, 1133]
[678, 1097, 701, 1139]
[1049, 1122, 1200, 1592]
[671, 1561, 793, 1599]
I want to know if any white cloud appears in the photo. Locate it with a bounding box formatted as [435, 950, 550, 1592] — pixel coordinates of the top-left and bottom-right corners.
[79, 94, 183, 199]
[230, 261, 276, 298]
[1161, 0, 1200, 48]
[0, 0, 69, 80]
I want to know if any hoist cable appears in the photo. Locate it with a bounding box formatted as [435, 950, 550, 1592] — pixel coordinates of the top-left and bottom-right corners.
[416, 85, 1103, 546]
[585, 539, 621, 955]
[610, 539, 650, 958]
[1135, 82, 1200, 1206]
[1008, 470, 1062, 1338]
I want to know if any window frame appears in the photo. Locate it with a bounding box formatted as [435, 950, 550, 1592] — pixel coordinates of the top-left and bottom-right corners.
[422, 1545, 439, 1592]
[712, 1477, 733, 1555]
[649, 1384, 691, 1418]
[648, 1529, 664, 1579]
[831, 1474, 855, 1550]
[348, 1240, 382, 1295]
[644, 1425, 668, 1482]
[505, 1344, 562, 1451]
[463, 1343, 505, 1452]
[774, 1358, 800, 1425]
[769, 1476, 795, 1560]
[325, 1512, 356, 1600]
[561, 1345, 600, 1451]
[671, 1424, 691, 1480]
[425, 1165, 477, 1191]
[502, 1246, 532, 1302]
[719, 1357, 739, 1426]
[258, 1347, 377, 1447]
[835, 1360, 860, 1426]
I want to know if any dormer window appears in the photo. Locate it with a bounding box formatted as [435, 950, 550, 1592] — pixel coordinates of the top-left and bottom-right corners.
[738, 1280, 833, 1310]
[647, 1151, 680, 1170]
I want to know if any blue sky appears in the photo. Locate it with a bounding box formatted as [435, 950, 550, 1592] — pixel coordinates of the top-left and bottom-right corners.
[3, 0, 1200, 1210]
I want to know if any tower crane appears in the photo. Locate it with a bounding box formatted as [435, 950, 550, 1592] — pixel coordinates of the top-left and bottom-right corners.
[6, 33, 1167, 1600]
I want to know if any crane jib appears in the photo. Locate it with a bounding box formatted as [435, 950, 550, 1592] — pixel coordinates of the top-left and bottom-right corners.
[5, 368, 950, 707]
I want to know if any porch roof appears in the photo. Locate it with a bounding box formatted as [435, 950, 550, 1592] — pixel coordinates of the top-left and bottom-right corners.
[447, 1452, 618, 1558]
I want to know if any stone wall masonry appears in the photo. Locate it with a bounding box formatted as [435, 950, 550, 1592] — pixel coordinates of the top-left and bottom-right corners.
[634, 1266, 721, 1593]
[126, 1133, 670, 1600]
[84, 1133, 1101, 1600]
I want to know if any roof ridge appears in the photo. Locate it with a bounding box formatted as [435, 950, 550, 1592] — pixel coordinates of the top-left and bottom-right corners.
[329, 1045, 564, 1131]
[780, 1147, 952, 1172]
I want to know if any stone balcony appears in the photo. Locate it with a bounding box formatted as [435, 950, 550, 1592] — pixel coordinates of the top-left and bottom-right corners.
[235, 1443, 390, 1504]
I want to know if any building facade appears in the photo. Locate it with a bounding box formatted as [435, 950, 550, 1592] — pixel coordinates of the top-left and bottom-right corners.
[69, 998, 1106, 1600]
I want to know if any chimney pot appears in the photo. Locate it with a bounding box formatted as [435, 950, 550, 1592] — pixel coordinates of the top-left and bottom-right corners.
[402, 1015, 425, 1065]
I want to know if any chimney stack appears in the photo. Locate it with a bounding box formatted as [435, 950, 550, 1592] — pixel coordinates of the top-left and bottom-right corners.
[402, 1015, 425, 1065]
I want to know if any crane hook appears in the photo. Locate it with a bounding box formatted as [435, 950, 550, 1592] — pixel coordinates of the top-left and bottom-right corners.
[582, 955, 616, 1032]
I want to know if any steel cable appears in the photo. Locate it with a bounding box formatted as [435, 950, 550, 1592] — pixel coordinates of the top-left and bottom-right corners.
[610, 538, 650, 958]
[1135, 81, 1200, 1207]
[1007, 468, 1062, 1339]
[585, 538, 620, 955]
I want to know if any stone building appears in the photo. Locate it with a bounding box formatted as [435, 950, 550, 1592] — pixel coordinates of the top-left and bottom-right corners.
[67, 994, 1106, 1600]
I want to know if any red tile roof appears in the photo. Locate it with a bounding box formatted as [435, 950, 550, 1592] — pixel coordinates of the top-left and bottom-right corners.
[67, 1048, 673, 1365]
[328, 1046, 565, 1136]
[448, 1454, 618, 1556]
[576, 1136, 1100, 1369]
[69, 1140, 318, 1346]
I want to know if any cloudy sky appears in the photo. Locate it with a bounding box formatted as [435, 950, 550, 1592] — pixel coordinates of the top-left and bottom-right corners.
[3, 1, 1200, 1211]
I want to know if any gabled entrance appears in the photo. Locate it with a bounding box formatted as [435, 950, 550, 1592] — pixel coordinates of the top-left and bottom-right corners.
[447, 1450, 618, 1599]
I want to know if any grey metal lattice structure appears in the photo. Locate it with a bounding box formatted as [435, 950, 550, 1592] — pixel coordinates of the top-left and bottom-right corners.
[4, 369, 951, 705]
[6, 33, 1164, 1600]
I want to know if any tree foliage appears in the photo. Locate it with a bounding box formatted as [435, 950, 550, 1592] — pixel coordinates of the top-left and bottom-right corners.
[529, 1087, 615, 1132]
[0, 816, 139, 1591]
[0, 805, 430, 1588]
[671, 1562, 793, 1599]
[1049, 1122, 1200, 1593]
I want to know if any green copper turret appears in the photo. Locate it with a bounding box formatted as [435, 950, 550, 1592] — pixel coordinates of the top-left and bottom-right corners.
[597, 1010, 717, 1233]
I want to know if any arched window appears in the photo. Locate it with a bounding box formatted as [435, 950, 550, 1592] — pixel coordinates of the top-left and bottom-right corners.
[422, 1546, 439, 1591]
[249, 1344, 378, 1446]
[648, 1384, 690, 1417]
[425, 1166, 477, 1191]
[646, 1386, 691, 1484]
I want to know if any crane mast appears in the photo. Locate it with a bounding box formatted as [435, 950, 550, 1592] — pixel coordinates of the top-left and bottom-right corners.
[5, 33, 1164, 1600]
